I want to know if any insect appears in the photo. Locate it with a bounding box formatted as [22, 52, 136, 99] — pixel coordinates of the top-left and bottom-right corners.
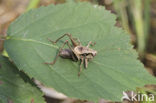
[45, 33, 97, 76]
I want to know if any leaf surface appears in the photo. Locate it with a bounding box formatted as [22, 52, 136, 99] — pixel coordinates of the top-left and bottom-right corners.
[4, 2, 156, 101]
[0, 56, 45, 103]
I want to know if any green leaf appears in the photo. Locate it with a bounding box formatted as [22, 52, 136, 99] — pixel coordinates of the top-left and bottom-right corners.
[4, 2, 156, 101]
[0, 56, 45, 103]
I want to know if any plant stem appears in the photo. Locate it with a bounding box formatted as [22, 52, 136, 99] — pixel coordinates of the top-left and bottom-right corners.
[144, 0, 151, 43]
[130, 0, 145, 57]
[113, 0, 131, 34]
[26, 0, 41, 11]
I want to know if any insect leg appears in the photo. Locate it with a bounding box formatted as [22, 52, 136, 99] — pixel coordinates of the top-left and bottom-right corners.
[84, 57, 88, 68]
[47, 33, 72, 44]
[66, 41, 80, 60]
[66, 41, 74, 51]
[44, 40, 69, 65]
[86, 41, 96, 47]
[77, 39, 82, 45]
[78, 57, 84, 77]
[47, 38, 56, 44]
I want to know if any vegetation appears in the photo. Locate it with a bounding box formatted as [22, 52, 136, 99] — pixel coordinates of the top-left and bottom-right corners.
[0, 0, 156, 103]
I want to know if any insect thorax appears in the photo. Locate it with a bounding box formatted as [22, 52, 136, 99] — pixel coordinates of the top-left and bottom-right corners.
[74, 46, 97, 56]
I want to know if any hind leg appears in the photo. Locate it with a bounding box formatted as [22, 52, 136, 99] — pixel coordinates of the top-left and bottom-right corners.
[44, 40, 69, 65]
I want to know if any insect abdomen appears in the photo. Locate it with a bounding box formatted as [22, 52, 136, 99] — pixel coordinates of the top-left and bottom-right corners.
[59, 49, 78, 61]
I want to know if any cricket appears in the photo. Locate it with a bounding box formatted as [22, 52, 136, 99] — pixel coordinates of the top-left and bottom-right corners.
[45, 33, 97, 76]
